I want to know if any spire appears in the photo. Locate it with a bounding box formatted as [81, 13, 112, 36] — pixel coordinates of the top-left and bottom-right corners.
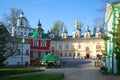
[63, 24, 66, 31]
[86, 23, 90, 32]
[97, 23, 102, 33]
[38, 19, 42, 26]
[75, 17, 79, 27]
[98, 22, 101, 30]
[86, 23, 89, 29]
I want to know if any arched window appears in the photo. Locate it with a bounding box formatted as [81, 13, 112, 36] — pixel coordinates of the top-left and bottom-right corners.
[77, 53, 80, 56]
[21, 19, 23, 26]
[65, 53, 67, 56]
[86, 46, 90, 51]
[60, 53, 62, 57]
[69, 53, 72, 56]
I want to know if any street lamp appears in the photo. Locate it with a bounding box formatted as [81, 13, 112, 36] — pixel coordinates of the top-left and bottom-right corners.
[21, 36, 25, 67]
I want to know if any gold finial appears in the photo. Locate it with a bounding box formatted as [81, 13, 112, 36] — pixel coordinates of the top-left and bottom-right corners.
[75, 17, 79, 27]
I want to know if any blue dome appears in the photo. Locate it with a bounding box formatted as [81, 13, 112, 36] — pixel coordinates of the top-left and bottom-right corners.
[62, 30, 68, 33]
[96, 28, 102, 33]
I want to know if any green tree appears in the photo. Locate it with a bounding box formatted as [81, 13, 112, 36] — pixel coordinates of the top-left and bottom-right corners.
[52, 21, 64, 37]
[0, 23, 18, 66]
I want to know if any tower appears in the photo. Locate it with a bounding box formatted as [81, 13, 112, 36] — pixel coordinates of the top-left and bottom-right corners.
[61, 24, 68, 39]
[17, 11, 28, 27]
[72, 17, 81, 38]
[48, 28, 55, 39]
[84, 23, 91, 38]
[11, 11, 34, 37]
[31, 20, 44, 38]
[95, 23, 102, 38]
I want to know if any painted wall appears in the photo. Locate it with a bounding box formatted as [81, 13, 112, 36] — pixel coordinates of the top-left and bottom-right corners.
[4, 43, 30, 66]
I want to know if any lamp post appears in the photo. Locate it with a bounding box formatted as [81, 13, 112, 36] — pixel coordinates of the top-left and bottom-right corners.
[21, 36, 25, 67]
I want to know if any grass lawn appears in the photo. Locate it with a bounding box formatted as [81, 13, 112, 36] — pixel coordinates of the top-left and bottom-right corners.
[0, 73, 64, 80]
[0, 67, 42, 77]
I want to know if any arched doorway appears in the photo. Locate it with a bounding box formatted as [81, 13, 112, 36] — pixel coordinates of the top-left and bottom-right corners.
[86, 46, 90, 58]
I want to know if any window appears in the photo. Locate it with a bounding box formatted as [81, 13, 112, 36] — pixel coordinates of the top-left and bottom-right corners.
[41, 51, 46, 57]
[78, 44, 81, 49]
[21, 19, 23, 25]
[24, 33, 26, 35]
[69, 53, 72, 56]
[33, 40, 38, 46]
[96, 45, 101, 52]
[33, 51, 38, 59]
[28, 33, 31, 36]
[17, 49, 20, 55]
[60, 53, 62, 57]
[66, 45, 68, 49]
[21, 32, 23, 36]
[65, 53, 67, 56]
[59, 45, 62, 49]
[77, 53, 80, 56]
[26, 49, 29, 55]
[41, 40, 46, 47]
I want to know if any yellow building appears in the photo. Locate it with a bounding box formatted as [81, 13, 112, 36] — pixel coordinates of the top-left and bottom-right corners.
[49, 18, 105, 59]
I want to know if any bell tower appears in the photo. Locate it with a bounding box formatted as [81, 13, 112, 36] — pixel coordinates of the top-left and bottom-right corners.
[72, 17, 81, 38]
[61, 24, 68, 39]
[17, 11, 28, 27]
[96, 23, 102, 38]
[84, 23, 91, 38]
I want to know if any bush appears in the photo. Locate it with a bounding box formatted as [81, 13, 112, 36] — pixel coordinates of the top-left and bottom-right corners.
[0, 63, 5, 68]
[99, 66, 109, 74]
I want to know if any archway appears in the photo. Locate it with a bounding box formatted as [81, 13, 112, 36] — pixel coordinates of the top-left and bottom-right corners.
[86, 46, 90, 58]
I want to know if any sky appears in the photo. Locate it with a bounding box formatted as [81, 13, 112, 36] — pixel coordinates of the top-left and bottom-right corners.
[0, 0, 104, 35]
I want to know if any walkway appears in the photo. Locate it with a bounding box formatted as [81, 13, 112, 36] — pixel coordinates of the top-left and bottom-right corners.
[1, 59, 120, 80]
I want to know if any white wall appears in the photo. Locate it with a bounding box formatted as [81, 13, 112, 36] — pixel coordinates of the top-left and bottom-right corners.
[4, 43, 30, 66]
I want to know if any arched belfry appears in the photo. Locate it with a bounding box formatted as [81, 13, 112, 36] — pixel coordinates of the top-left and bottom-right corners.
[17, 11, 28, 27]
[11, 11, 34, 37]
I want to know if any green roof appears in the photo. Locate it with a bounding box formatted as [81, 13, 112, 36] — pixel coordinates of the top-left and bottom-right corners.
[31, 29, 40, 38]
[31, 29, 49, 39]
[41, 54, 59, 61]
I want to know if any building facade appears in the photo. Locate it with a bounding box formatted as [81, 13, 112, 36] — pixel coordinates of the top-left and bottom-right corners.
[49, 18, 105, 59]
[11, 11, 34, 37]
[105, 2, 120, 74]
[4, 37, 30, 66]
[29, 21, 51, 66]
[4, 11, 33, 66]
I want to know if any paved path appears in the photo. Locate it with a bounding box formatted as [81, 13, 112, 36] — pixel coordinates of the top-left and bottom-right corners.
[1, 59, 120, 80]
[35, 59, 120, 80]
[44, 67, 120, 80]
